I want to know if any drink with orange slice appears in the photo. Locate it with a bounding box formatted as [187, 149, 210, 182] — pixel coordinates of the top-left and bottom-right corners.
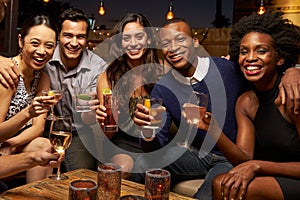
[141, 98, 163, 140]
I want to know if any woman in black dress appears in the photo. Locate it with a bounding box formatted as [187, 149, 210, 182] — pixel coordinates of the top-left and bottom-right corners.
[188, 10, 300, 200]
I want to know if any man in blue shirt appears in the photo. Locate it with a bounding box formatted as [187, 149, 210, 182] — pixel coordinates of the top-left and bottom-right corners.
[132, 18, 300, 199]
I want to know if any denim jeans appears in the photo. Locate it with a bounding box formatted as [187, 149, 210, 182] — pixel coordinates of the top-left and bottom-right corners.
[131, 146, 232, 200]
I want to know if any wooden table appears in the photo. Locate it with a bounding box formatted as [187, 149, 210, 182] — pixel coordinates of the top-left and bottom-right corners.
[0, 169, 196, 200]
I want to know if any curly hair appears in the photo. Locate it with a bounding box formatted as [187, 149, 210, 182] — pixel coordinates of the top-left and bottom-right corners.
[229, 10, 300, 71]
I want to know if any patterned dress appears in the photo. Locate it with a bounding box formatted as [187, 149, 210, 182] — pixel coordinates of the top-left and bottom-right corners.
[5, 68, 40, 131]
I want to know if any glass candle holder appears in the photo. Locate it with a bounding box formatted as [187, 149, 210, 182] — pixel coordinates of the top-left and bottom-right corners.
[69, 179, 97, 200]
[97, 163, 122, 200]
[144, 168, 170, 200]
[119, 195, 147, 200]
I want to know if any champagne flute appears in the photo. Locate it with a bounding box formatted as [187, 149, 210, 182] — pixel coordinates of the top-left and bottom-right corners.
[49, 116, 72, 180]
[177, 91, 208, 149]
[42, 90, 63, 120]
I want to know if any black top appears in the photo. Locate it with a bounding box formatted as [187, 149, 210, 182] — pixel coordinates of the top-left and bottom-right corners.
[253, 75, 300, 162]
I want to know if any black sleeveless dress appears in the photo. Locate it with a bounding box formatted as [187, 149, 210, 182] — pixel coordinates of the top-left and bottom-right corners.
[253, 76, 300, 199]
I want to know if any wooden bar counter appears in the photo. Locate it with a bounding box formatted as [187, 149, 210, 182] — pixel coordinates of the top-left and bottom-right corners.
[0, 168, 196, 200]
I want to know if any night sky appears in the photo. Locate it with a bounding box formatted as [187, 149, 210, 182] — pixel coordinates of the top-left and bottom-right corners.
[60, 0, 234, 29]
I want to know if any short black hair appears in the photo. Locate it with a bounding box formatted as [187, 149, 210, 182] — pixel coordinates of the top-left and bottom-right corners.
[229, 10, 300, 71]
[162, 18, 194, 37]
[57, 8, 89, 35]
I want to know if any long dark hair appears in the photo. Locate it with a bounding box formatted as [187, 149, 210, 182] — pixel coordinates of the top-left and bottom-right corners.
[106, 13, 160, 87]
[106, 13, 162, 107]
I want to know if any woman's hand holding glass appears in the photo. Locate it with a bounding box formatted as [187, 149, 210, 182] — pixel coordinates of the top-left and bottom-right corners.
[133, 103, 153, 126]
[95, 103, 119, 139]
[42, 90, 63, 120]
[27, 95, 55, 118]
[95, 105, 108, 126]
[133, 103, 150, 125]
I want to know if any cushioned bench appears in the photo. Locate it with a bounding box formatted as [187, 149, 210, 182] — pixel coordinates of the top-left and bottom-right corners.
[172, 179, 204, 198]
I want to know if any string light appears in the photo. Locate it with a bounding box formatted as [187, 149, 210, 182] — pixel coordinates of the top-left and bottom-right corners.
[166, 0, 174, 20]
[98, 0, 105, 16]
[258, 0, 266, 15]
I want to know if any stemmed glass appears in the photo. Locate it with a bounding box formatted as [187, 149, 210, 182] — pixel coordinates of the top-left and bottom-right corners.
[49, 116, 72, 180]
[42, 90, 63, 120]
[177, 91, 208, 148]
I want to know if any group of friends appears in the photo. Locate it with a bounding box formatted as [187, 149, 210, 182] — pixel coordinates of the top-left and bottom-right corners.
[0, 2, 300, 200]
